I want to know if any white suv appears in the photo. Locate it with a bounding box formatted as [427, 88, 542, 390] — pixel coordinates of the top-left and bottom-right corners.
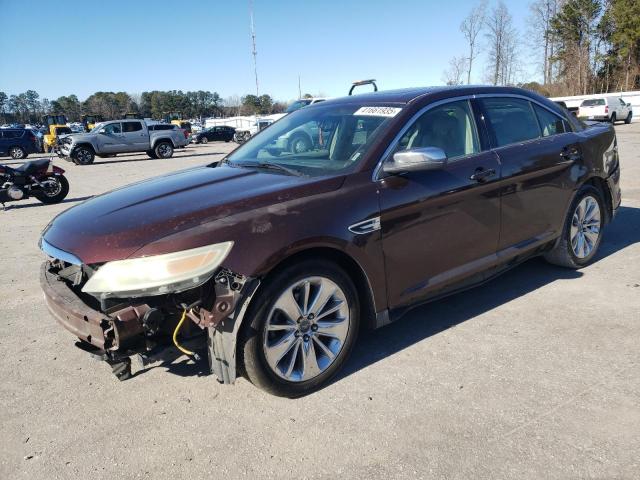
[578, 97, 633, 124]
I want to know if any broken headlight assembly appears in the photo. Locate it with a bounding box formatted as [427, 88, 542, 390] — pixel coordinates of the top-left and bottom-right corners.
[82, 242, 233, 298]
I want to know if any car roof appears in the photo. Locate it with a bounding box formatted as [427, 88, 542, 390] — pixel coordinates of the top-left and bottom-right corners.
[321, 85, 542, 106]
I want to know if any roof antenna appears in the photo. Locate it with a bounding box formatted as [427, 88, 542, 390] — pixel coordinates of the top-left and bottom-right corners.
[249, 0, 259, 97]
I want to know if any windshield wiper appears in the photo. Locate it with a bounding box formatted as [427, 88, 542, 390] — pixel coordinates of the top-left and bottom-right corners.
[231, 161, 305, 177]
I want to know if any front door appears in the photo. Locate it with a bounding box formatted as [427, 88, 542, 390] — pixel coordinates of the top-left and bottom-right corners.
[378, 99, 502, 309]
[97, 122, 124, 153]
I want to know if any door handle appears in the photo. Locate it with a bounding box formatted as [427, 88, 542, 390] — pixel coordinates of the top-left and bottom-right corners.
[470, 167, 496, 182]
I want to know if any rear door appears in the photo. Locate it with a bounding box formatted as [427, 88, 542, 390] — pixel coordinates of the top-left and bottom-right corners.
[378, 98, 502, 309]
[478, 96, 579, 257]
[0, 131, 6, 155]
[121, 121, 147, 151]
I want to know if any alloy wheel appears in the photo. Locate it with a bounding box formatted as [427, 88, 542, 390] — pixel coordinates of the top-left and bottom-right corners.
[10, 147, 24, 159]
[157, 143, 172, 158]
[42, 178, 62, 197]
[570, 195, 601, 259]
[262, 276, 350, 382]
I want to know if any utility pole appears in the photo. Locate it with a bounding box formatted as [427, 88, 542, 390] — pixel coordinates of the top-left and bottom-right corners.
[250, 0, 259, 97]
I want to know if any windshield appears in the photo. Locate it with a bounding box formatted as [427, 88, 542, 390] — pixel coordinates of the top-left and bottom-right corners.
[56, 127, 72, 135]
[226, 103, 402, 177]
[286, 99, 312, 113]
[581, 99, 605, 107]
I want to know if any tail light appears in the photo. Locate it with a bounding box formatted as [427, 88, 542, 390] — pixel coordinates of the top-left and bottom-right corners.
[605, 106, 609, 113]
[183, 129, 189, 139]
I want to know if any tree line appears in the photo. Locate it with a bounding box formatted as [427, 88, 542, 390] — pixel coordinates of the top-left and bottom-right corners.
[0, 89, 289, 124]
[443, 0, 639, 96]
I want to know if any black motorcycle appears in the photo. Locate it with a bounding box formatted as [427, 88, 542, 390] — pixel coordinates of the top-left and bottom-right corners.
[0, 158, 69, 208]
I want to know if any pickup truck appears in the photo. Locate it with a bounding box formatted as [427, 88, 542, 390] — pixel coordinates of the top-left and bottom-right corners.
[57, 119, 189, 165]
[578, 97, 633, 124]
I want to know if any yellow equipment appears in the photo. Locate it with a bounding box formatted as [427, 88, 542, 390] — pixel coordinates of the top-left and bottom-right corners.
[81, 114, 104, 132]
[42, 115, 69, 153]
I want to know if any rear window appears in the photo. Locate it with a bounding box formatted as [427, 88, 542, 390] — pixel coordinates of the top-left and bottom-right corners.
[150, 124, 175, 131]
[480, 98, 540, 147]
[581, 99, 605, 107]
[533, 105, 567, 137]
[123, 121, 143, 132]
[2, 130, 24, 139]
[56, 127, 72, 135]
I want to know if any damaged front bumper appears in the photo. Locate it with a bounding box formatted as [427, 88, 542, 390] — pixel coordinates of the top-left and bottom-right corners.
[40, 260, 259, 384]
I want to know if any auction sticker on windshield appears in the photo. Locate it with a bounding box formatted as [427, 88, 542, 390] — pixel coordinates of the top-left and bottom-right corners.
[354, 106, 402, 117]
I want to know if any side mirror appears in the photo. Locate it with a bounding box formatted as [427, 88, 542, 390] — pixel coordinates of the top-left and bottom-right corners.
[383, 147, 447, 174]
[627, 103, 631, 107]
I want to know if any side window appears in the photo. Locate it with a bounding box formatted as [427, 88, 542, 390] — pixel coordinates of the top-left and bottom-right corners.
[123, 121, 142, 132]
[396, 100, 480, 159]
[481, 97, 540, 147]
[619, 98, 626, 106]
[533, 104, 566, 137]
[104, 123, 122, 134]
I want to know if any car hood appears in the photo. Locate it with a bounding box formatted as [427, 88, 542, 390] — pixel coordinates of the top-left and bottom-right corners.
[64, 132, 94, 142]
[42, 165, 344, 264]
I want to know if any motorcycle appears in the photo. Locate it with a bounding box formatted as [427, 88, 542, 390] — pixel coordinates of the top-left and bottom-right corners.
[0, 158, 69, 209]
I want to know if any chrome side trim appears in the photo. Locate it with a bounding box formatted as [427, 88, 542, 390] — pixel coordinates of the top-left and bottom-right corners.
[39, 237, 82, 265]
[348, 216, 381, 235]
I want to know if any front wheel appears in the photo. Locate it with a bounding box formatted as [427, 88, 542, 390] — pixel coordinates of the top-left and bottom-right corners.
[73, 146, 95, 165]
[240, 260, 360, 397]
[35, 175, 69, 204]
[154, 141, 174, 159]
[544, 185, 605, 268]
[9, 146, 27, 159]
[200, 136, 208, 144]
[610, 113, 617, 124]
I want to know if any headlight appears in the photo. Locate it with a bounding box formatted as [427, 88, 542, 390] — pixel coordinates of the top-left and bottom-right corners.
[82, 242, 233, 297]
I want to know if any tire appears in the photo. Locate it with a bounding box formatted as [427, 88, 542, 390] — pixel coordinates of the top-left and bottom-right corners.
[146, 150, 158, 159]
[624, 112, 632, 124]
[72, 146, 95, 165]
[154, 141, 174, 159]
[544, 185, 605, 269]
[9, 146, 26, 159]
[240, 260, 360, 397]
[288, 134, 311, 154]
[200, 136, 208, 144]
[35, 175, 69, 204]
[610, 113, 616, 124]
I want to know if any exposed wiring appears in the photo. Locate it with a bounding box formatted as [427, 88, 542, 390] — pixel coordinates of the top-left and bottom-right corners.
[172, 308, 200, 360]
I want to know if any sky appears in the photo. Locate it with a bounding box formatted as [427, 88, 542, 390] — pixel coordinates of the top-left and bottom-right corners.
[0, 0, 535, 102]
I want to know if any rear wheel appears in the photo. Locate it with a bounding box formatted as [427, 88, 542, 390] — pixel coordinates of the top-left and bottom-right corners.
[610, 112, 617, 124]
[9, 146, 26, 159]
[154, 141, 174, 159]
[35, 175, 69, 204]
[240, 260, 360, 397]
[146, 150, 158, 159]
[624, 112, 632, 124]
[544, 185, 604, 268]
[73, 146, 95, 165]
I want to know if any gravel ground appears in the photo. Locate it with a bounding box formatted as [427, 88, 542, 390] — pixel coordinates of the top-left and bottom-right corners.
[1, 126, 639, 480]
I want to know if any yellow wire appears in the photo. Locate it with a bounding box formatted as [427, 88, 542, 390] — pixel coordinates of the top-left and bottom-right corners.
[172, 309, 196, 357]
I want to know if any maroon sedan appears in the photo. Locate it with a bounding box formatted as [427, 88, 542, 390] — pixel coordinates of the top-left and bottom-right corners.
[40, 86, 621, 396]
